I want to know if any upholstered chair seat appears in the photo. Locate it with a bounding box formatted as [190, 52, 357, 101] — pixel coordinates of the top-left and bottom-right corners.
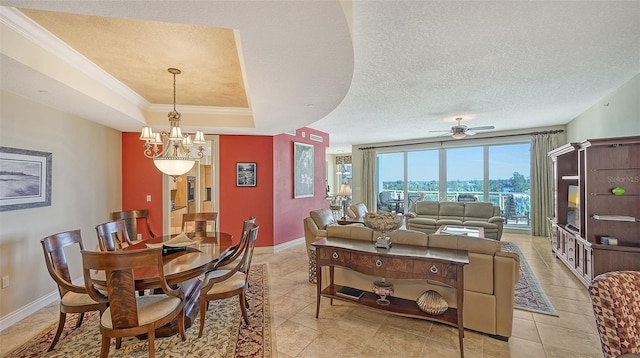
[101, 295, 182, 329]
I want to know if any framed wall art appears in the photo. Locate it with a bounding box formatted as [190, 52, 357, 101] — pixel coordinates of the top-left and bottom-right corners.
[294, 142, 314, 198]
[236, 162, 257, 187]
[0, 146, 52, 211]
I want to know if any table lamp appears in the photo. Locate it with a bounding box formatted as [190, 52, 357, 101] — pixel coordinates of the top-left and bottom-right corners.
[338, 183, 351, 220]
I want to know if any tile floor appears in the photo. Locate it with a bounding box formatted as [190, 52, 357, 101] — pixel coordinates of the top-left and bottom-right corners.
[0, 232, 603, 357]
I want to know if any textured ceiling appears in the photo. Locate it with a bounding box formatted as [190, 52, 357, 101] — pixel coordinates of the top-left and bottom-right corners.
[1, 1, 639, 154]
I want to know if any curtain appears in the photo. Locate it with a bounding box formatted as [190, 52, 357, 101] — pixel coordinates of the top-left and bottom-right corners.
[361, 149, 377, 212]
[530, 133, 560, 236]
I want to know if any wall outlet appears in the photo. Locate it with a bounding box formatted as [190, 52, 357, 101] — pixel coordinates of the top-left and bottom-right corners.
[2, 276, 8, 289]
[146, 195, 152, 202]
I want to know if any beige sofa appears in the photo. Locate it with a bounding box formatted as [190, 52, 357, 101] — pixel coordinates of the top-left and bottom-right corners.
[317, 225, 520, 340]
[405, 201, 504, 240]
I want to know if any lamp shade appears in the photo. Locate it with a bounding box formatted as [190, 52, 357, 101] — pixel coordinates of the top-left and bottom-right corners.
[338, 183, 351, 196]
[153, 158, 196, 176]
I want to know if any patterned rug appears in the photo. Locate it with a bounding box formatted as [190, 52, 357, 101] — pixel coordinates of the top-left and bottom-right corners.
[5, 264, 273, 358]
[501, 241, 558, 316]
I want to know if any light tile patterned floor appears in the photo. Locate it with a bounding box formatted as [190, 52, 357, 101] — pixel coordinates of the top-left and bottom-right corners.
[0, 232, 603, 357]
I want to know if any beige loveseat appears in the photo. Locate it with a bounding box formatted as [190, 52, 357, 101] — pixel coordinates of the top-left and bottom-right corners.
[316, 225, 520, 340]
[405, 201, 504, 240]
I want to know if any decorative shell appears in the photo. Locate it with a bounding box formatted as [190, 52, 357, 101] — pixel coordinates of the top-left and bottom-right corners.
[416, 290, 448, 315]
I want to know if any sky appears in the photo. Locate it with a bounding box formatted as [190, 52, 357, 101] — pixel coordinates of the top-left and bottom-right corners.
[379, 143, 530, 181]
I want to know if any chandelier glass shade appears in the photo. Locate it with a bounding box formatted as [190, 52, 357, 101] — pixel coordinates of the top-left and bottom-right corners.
[139, 68, 206, 178]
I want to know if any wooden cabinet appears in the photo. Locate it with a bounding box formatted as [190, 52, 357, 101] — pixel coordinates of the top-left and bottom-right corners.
[549, 136, 640, 287]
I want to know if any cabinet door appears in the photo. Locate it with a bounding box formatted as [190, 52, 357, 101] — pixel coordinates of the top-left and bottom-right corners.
[575, 239, 585, 274]
[566, 234, 576, 268]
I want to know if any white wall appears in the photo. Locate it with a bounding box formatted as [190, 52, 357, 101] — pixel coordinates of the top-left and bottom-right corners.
[0, 90, 122, 327]
[567, 73, 640, 141]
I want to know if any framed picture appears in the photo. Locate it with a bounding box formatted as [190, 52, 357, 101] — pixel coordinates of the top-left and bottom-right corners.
[236, 162, 257, 187]
[0, 146, 52, 212]
[294, 142, 314, 198]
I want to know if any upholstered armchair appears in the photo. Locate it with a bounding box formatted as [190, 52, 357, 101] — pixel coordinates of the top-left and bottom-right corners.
[303, 209, 336, 256]
[347, 202, 368, 221]
[589, 271, 640, 358]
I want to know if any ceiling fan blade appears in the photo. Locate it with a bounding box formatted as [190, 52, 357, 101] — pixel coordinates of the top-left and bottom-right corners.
[465, 130, 477, 136]
[467, 125, 495, 131]
[428, 130, 452, 133]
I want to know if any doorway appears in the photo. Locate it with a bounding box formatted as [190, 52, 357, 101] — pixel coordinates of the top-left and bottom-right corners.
[163, 136, 220, 235]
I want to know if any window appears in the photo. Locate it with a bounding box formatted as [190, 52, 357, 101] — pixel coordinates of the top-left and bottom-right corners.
[376, 141, 531, 228]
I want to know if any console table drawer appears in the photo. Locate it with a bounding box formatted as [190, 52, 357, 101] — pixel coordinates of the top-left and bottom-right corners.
[350, 252, 414, 273]
[317, 247, 350, 265]
[413, 261, 458, 279]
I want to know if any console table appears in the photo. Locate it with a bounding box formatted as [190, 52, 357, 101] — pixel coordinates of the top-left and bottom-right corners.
[313, 238, 469, 357]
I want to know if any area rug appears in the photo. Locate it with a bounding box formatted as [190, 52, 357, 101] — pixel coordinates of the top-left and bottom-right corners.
[5, 264, 273, 358]
[500, 241, 558, 316]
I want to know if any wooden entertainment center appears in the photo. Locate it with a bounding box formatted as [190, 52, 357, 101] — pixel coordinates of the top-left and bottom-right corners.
[548, 135, 640, 287]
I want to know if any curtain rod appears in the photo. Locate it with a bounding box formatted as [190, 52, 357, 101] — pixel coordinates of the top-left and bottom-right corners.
[358, 129, 564, 150]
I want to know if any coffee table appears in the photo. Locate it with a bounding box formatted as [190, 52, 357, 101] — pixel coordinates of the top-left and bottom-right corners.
[435, 225, 485, 238]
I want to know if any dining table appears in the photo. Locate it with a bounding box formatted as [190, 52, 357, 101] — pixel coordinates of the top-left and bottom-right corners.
[91, 232, 233, 337]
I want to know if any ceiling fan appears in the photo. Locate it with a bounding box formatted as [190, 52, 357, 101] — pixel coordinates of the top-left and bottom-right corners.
[430, 117, 495, 139]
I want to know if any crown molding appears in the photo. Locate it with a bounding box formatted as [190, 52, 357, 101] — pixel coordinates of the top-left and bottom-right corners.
[147, 104, 253, 116]
[0, 7, 149, 109]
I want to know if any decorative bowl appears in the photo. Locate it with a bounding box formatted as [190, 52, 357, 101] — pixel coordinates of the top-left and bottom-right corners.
[372, 279, 394, 305]
[363, 212, 403, 233]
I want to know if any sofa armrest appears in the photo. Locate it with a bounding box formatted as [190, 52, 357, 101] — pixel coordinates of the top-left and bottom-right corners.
[493, 251, 520, 337]
[405, 211, 417, 219]
[488, 216, 505, 223]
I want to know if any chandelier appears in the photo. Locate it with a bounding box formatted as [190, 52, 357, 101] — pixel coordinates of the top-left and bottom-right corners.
[139, 68, 206, 179]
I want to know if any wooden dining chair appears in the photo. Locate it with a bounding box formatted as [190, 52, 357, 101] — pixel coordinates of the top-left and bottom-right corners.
[110, 209, 156, 241]
[216, 216, 256, 271]
[181, 212, 218, 237]
[40, 230, 107, 351]
[81, 248, 186, 358]
[198, 224, 259, 338]
[95, 219, 135, 251]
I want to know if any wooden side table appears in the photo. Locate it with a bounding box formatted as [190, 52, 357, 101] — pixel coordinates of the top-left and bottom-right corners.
[313, 238, 469, 357]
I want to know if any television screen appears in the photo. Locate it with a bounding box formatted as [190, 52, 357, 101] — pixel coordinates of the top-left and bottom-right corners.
[566, 185, 580, 232]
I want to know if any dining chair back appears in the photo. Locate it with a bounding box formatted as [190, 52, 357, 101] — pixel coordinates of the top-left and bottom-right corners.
[110, 209, 156, 241]
[40, 229, 106, 351]
[216, 216, 256, 270]
[181, 212, 218, 237]
[198, 224, 259, 338]
[81, 248, 186, 358]
[95, 219, 133, 251]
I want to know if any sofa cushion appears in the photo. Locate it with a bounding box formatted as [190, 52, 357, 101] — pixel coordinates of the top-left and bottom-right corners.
[462, 220, 499, 230]
[310, 209, 336, 229]
[428, 234, 500, 294]
[347, 203, 368, 220]
[438, 202, 465, 221]
[387, 229, 428, 247]
[407, 217, 438, 226]
[464, 202, 496, 220]
[413, 201, 440, 217]
[327, 225, 373, 242]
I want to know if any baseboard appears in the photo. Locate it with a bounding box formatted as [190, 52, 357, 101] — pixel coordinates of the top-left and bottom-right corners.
[254, 237, 305, 255]
[0, 289, 58, 332]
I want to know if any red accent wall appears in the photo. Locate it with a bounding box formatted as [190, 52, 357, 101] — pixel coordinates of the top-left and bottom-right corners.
[273, 129, 329, 246]
[219, 135, 274, 247]
[121, 132, 163, 239]
[121, 128, 329, 248]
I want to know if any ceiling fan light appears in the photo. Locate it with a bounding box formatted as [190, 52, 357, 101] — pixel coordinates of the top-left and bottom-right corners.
[452, 132, 466, 139]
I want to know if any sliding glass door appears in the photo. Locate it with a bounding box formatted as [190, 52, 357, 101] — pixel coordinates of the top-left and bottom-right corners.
[375, 141, 530, 228]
